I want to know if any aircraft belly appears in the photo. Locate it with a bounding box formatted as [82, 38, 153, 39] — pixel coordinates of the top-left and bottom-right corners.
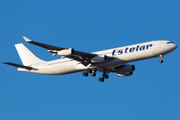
[31, 61, 79, 75]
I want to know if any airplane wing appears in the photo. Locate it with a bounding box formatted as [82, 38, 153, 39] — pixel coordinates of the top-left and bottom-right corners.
[23, 37, 115, 66]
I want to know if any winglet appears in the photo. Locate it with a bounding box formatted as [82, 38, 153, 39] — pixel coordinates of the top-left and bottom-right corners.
[23, 36, 32, 42]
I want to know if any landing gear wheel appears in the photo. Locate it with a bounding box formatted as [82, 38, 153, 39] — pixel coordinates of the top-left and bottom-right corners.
[159, 59, 163, 63]
[88, 69, 92, 73]
[102, 74, 109, 79]
[82, 72, 88, 77]
[91, 72, 96, 77]
[98, 77, 104, 82]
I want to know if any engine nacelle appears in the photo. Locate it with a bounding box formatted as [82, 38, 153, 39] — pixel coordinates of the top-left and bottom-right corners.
[115, 65, 135, 72]
[91, 55, 107, 63]
[116, 72, 133, 77]
[57, 48, 74, 56]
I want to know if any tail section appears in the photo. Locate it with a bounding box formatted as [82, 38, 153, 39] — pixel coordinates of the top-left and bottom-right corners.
[15, 43, 45, 66]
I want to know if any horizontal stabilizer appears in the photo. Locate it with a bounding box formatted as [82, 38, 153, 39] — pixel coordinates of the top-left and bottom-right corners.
[3, 62, 33, 70]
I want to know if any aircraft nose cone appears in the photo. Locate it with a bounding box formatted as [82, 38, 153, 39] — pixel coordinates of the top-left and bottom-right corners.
[167, 42, 178, 53]
[174, 43, 178, 50]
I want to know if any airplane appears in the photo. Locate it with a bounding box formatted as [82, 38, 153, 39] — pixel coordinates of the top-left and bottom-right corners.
[3, 37, 178, 82]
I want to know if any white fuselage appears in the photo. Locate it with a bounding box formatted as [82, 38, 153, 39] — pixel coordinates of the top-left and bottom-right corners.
[18, 40, 177, 75]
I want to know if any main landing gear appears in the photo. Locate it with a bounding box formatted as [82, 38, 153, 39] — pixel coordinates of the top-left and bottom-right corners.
[98, 74, 109, 82]
[82, 70, 96, 77]
[82, 72, 88, 77]
[82, 70, 109, 82]
[159, 55, 163, 63]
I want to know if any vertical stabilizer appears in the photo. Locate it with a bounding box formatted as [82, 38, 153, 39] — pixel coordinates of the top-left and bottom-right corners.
[15, 43, 45, 66]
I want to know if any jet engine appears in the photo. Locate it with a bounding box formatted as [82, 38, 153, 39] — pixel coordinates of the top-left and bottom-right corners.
[114, 65, 135, 77]
[57, 48, 74, 56]
[91, 55, 107, 63]
[116, 72, 133, 77]
[114, 65, 135, 72]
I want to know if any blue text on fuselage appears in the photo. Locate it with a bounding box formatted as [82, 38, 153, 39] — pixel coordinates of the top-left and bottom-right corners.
[112, 44, 153, 56]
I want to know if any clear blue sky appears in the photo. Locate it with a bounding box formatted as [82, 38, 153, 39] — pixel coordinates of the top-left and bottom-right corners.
[0, 0, 180, 120]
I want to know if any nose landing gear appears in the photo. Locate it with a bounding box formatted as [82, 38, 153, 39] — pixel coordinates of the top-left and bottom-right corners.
[159, 55, 163, 63]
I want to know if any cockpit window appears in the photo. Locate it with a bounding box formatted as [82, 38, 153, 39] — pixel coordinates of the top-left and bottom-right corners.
[167, 41, 174, 44]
